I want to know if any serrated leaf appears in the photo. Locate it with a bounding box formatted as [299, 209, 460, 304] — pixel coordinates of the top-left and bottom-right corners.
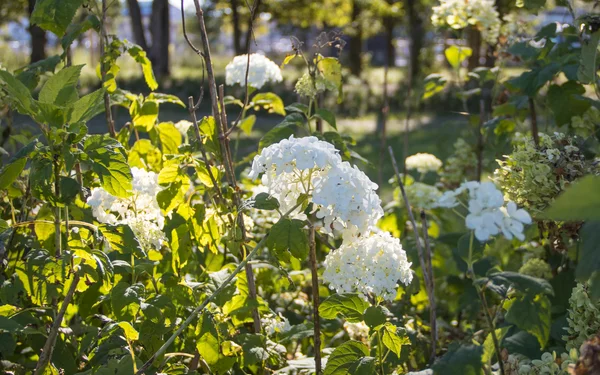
[84, 135, 132, 197]
[0, 158, 27, 191]
[267, 218, 308, 260]
[547, 82, 590, 126]
[253, 193, 280, 210]
[445, 46, 472, 69]
[68, 89, 105, 124]
[196, 312, 220, 365]
[99, 224, 144, 256]
[156, 122, 182, 154]
[31, 0, 85, 36]
[505, 294, 551, 348]
[239, 114, 256, 135]
[117, 321, 139, 341]
[578, 28, 600, 84]
[279, 322, 314, 344]
[482, 327, 510, 365]
[259, 113, 304, 151]
[131, 99, 159, 132]
[381, 323, 409, 358]
[544, 176, 600, 221]
[319, 293, 369, 323]
[487, 271, 553, 296]
[363, 306, 386, 327]
[128, 139, 162, 172]
[128, 45, 158, 91]
[313, 108, 336, 129]
[0, 69, 37, 115]
[61, 14, 100, 52]
[323, 340, 371, 375]
[39, 65, 83, 104]
[433, 344, 484, 375]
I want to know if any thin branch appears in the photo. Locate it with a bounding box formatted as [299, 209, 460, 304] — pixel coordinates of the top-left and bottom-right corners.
[180, 0, 203, 57]
[420, 210, 437, 363]
[309, 225, 322, 374]
[33, 273, 80, 375]
[100, 0, 116, 138]
[476, 96, 485, 181]
[529, 97, 539, 146]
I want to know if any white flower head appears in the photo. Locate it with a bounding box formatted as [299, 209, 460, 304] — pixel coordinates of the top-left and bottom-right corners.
[405, 153, 443, 174]
[225, 53, 283, 89]
[322, 232, 413, 301]
[261, 313, 291, 336]
[174, 120, 193, 137]
[87, 167, 166, 250]
[499, 201, 532, 241]
[431, 0, 501, 44]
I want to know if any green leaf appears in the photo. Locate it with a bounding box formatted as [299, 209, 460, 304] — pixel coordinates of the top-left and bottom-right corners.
[381, 323, 409, 358]
[0, 158, 27, 190]
[0, 316, 23, 333]
[0, 69, 37, 115]
[99, 224, 144, 256]
[131, 100, 159, 132]
[84, 135, 132, 197]
[578, 28, 600, 84]
[147, 93, 185, 107]
[279, 322, 314, 344]
[127, 45, 158, 91]
[576, 221, 600, 282]
[487, 272, 553, 296]
[544, 176, 600, 221]
[505, 294, 551, 348]
[482, 327, 510, 365]
[31, 0, 85, 36]
[267, 218, 308, 261]
[456, 233, 484, 263]
[156, 122, 182, 154]
[323, 340, 372, 375]
[445, 46, 473, 69]
[196, 312, 220, 365]
[239, 114, 256, 135]
[423, 73, 447, 99]
[506, 62, 561, 97]
[317, 57, 343, 101]
[547, 82, 590, 126]
[110, 282, 144, 321]
[285, 103, 309, 114]
[199, 116, 221, 156]
[313, 108, 337, 129]
[61, 14, 100, 52]
[259, 113, 304, 151]
[433, 344, 484, 375]
[252, 92, 286, 116]
[117, 322, 139, 342]
[128, 139, 162, 172]
[319, 293, 369, 323]
[39, 65, 83, 104]
[363, 306, 386, 328]
[68, 89, 105, 124]
[252, 193, 280, 210]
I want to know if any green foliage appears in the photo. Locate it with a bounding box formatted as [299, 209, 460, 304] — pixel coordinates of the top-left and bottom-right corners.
[433, 344, 484, 375]
[319, 294, 370, 323]
[323, 340, 375, 375]
[544, 176, 600, 221]
[30, 0, 84, 36]
[266, 218, 309, 261]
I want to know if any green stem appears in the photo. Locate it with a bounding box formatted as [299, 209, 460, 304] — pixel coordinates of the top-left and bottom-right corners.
[377, 331, 385, 375]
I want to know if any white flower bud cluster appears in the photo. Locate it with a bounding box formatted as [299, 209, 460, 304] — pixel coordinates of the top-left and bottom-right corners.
[431, 0, 501, 44]
[87, 167, 166, 250]
[225, 53, 283, 89]
[401, 182, 443, 210]
[436, 181, 532, 242]
[322, 232, 413, 301]
[249, 136, 411, 300]
[405, 153, 443, 174]
[261, 313, 291, 336]
[343, 321, 370, 341]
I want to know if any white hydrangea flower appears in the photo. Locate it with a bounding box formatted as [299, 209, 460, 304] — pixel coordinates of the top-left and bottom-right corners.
[499, 201, 532, 241]
[174, 120, 193, 137]
[402, 182, 443, 210]
[405, 153, 443, 174]
[248, 136, 383, 239]
[431, 0, 501, 44]
[344, 321, 370, 341]
[87, 167, 166, 250]
[225, 53, 283, 89]
[261, 313, 291, 336]
[322, 232, 413, 301]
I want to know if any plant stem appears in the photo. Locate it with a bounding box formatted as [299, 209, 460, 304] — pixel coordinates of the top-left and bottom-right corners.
[476, 97, 485, 182]
[99, 0, 116, 138]
[420, 210, 437, 363]
[529, 97, 539, 146]
[53, 156, 61, 258]
[308, 225, 322, 374]
[377, 330, 385, 375]
[33, 273, 80, 375]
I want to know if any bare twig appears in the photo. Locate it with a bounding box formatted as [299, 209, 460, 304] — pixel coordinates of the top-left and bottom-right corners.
[420, 210, 437, 363]
[33, 273, 80, 375]
[99, 0, 116, 138]
[308, 225, 322, 374]
[529, 97, 539, 146]
[388, 147, 432, 310]
[476, 97, 485, 181]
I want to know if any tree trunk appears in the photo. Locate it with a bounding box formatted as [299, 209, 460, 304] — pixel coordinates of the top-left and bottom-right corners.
[28, 0, 46, 63]
[127, 0, 148, 51]
[231, 0, 243, 55]
[243, 0, 262, 53]
[348, 0, 363, 77]
[405, 0, 424, 88]
[150, 0, 170, 77]
[467, 27, 481, 70]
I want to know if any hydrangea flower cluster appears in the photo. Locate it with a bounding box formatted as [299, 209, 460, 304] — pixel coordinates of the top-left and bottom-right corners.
[564, 283, 600, 351]
[400, 182, 443, 210]
[518, 258, 552, 280]
[437, 181, 532, 241]
[405, 153, 443, 174]
[431, 0, 501, 44]
[261, 313, 291, 336]
[507, 351, 576, 375]
[225, 53, 283, 89]
[87, 167, 166, 250]
[343, 321, 370, 342]
[571, 106, 600, 138]
[295, 72, 338, 98]
[494, 133, 591, 214]
[440, 138, 477, 188]
[249, 136, 411, 301]
[322, 231, 413, 301]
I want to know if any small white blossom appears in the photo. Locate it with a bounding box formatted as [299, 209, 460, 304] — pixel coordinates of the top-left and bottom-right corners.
[499, 201, 532, 241]
[225, 53, 283, 89]
[174, 120, 193, 137]
[323, 232, 413, 301]
[344, 321, 370, 341]
[405, 153, 443, 174]
[261, 313, 291, 336]
[87, 167, 166, 250]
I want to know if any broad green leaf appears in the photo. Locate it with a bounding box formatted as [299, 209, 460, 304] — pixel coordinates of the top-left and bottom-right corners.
[317, 57, 343, 102]
[196, 312, 220, 365]
[156, 122, 182, 154]
[253, 193, 280, 210]
[39, 65, 83, 104]
[99, 224, 144, 256]
[147, 93, 185, 107]
[433, 344, 484, 375]
[110, 282, 144, 321]
[128, 139, 162, 172]
[131, 99, 159, 132]
[117, 321, 139, 341]
[0, 316, 23, 333]
[259, 113, 304, 151]
[506, 62, 561, 97]
[313, 108, 337, 129]
[350, 357, 377, 374]
[236, 333, 269, 367]
[199, 116, 221, 156]
[61, 15, 100, 52]
[239, 114, 256, 135]
[281, 53, 297, 67]
[285, 103, 309, 114]
[0, 70, 37, 115]
[0, 159, 27, 190]
[482, 327, 510, 365]
[128, 45, 158, 91]
[505, 294, 551, 348]
[578, 28, 600, 84]
[547, 82, 590, 126]
[381, 323, 409, 358]
[445, 46, 472, 69]
[84, 135, 132, 197]
[319, 293, 369, 323]
[456, 233, 484, 263]
[31, 0, 85, 36]
[68, 89, 105, 124]
[266, 218, 308, 261]
[576, 221, 600, 282]
[363, 305, 386, 328]
[15, 55, 61, 90]
[487, 272, 553, 296]
[252, 92, 286, 116]
[323, 340, 371, 375]
[544, 176, 600, 221]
